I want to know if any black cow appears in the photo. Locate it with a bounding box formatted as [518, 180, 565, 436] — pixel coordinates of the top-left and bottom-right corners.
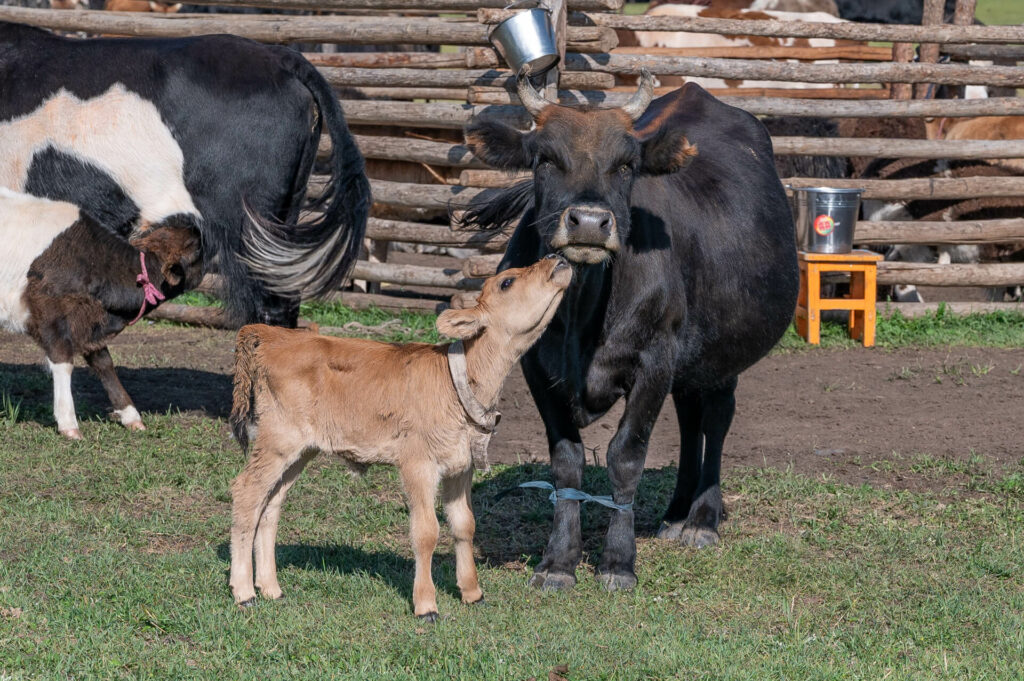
[462, 73, 798, 590]
[0, 22, 369, 326]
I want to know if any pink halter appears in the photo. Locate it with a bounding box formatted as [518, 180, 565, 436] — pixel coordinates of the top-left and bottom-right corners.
[128, 251, 166, 326]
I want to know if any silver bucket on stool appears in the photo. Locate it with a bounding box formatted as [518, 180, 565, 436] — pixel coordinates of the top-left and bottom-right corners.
[489, 8, 560, 76]
[793, 187, 864, 254]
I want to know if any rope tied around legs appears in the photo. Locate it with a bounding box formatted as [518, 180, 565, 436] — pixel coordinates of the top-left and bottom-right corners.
[517, 481, 633, 512]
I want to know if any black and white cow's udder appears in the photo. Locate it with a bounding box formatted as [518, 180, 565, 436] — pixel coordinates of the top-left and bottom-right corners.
[0, 84, 200, 235]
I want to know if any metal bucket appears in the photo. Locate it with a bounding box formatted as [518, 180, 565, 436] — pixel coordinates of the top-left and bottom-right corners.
[489, 8, 560, 76]
[793, 187, 864, 254]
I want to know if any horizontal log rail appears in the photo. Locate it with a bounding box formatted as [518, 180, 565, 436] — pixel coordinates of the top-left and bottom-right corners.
[560, 11, 1024, 45]
[610, 45, 895, 61]
[941, 44, 1024, 61]
[352, 260, 483, 290]
[336, 98, 1024, 131]
[338, 86, 469, 101]
[564, 53, 1024, 87]
[319, 67, 613, 90]
[352, 135, 485, 169]
[785, 176, 1024, 201]
[0, 6, 614, 49]
[854, 219, 1024, 245]
[366, 218, 509, 251]
[772, 137, 1024, 159]
[877, 262, 1024, 287]
[468, 85, 890, 106]
[179, 0, 622, 10]
[879, 301, 1024, 318]
[340, 134, 1024, 172]
[305, 49, 499, 70]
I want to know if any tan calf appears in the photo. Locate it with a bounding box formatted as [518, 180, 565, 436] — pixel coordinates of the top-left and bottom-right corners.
[228, 255, 572, 619]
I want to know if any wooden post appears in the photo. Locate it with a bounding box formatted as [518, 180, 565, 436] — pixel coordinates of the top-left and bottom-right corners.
[915, 0, 947, 99]
[544, 0, 567, 103]
[953, 0, 978, 27]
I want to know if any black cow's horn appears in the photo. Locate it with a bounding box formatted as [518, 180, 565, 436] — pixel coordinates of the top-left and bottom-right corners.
[516, 66, 550, 120]
[621, 69, 654, 121]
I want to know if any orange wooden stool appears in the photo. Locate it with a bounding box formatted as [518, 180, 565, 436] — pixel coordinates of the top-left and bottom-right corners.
[796, 250, 883, 347]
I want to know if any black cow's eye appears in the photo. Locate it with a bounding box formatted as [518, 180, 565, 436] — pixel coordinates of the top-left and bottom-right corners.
[500, 277, 515, 291]
[619, 164, 632, 175]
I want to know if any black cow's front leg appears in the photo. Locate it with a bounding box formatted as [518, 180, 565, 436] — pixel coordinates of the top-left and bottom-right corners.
[596, 341, 674, 591]
[522, 350, 585, 592]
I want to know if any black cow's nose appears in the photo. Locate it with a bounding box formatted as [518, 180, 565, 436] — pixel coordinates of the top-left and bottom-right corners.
[566, 207, 613, 234]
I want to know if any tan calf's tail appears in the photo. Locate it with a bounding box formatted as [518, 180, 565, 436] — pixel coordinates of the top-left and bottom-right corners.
[230, 326, 264, 453]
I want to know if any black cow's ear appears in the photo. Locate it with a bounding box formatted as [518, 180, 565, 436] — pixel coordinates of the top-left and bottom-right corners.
[639, 127, 698, 175]
[465, 120, 533, 170]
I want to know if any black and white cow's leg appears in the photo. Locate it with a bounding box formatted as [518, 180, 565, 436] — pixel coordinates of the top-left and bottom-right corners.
[41, 337, 80, 440]
[83, 347, 144, 432]
[680, 376, 737, 549]
[657, 387, 704, 541]
[596, 345, 673, 591]
[522, 351, 586, 592]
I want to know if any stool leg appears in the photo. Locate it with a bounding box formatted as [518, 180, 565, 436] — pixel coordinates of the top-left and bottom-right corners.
[849, 269, 865, 342]
[863, 265, 877, 347]
[807, 263, 821, 345]
[796, 264, 809, 340]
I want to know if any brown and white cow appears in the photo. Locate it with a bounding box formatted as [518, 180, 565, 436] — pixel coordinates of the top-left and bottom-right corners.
[0, 189, 201, 438]
[623, 2, 848, 91]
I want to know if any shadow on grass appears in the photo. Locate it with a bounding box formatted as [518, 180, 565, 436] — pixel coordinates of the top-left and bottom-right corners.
[214, 542, 472, 608]
[470, 463, 680, 567]
[0, 361, 232, 423]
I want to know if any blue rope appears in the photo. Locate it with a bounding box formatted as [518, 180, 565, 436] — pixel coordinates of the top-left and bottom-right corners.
[518, 481, 633, 511]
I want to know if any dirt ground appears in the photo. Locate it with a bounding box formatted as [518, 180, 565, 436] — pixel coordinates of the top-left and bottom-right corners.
[1, 324, 1022, 492]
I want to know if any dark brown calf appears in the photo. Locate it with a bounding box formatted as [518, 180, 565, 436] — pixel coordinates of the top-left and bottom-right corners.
[1, 190, 201, 438]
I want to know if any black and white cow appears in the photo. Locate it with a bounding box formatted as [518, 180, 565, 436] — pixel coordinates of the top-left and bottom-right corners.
[462, 73, 798, 590]
[0, 22, 370, 326]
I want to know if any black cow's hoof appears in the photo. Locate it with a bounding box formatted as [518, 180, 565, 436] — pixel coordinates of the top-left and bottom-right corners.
[529, 570, 576, 592]
[679, 524, 720, 548]
[596, 571, 637, 592]
[237, 598, 257, 609]
[468, 595, 486, 606]
[656, 521, 685, 541]
[417, 611, 439, 623]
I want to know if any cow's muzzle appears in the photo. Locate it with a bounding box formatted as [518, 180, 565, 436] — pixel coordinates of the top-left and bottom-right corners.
[552, 206, 620, 264]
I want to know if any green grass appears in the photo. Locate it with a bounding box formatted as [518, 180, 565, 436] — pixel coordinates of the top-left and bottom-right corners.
[0, 413, 1021, 679]
[775, 306, 1024, 352]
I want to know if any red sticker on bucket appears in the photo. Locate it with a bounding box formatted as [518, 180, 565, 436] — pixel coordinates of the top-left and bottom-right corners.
[813, 214, 835, 236]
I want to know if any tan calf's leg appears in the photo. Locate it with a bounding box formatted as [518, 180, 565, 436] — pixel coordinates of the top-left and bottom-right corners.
[229, 446, 300, 606]
[442, 468, 483, 605]
[253, 452, 314, 600]
[401, 462, 441, 620]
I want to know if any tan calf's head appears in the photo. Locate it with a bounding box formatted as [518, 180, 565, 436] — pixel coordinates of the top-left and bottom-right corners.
[437, 254, 572, 351]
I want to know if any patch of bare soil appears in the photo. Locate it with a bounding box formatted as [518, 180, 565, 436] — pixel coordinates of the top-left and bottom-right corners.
[2, 325, 1021, 494]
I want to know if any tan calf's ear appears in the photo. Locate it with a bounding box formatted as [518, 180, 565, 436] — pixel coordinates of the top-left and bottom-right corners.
[436, 308, 484, 339]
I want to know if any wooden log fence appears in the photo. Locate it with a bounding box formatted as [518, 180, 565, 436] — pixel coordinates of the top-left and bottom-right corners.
[5, 1, 1024, 309]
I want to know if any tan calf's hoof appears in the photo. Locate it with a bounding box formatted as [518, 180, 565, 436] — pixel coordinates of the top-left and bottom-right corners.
[60, 428, 83, 440]
[417, 612, 439, 623]
[237, 598, 257, 609]
[126, 421, 146, 432]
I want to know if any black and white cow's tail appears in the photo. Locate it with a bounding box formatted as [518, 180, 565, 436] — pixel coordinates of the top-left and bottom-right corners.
[240, 53, 370, 301]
